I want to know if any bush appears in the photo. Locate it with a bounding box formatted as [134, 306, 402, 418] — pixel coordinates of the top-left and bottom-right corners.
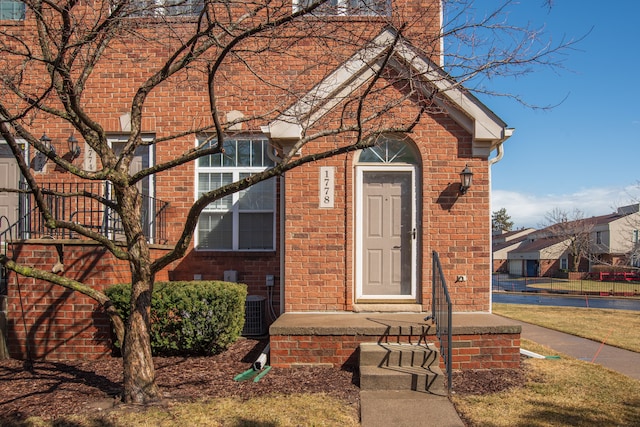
[106, 281, 247, 356]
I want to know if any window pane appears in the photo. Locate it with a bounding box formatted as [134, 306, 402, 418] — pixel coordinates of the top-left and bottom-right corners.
[239, 213, 274, 250]
[222, 139, 236, 167]
[239, 175, 274, 210]
[237, 140, 251, 167]
[0, 0, 25, 20]
[295, 0, 389, 16]
[359, 137, 418, 164]
[198, 212, 233, 250]
[250, 140, 263, 167]
[127, 0, 203, 17]
[199, 172, 232, 210]
[163, 0, 203, 15]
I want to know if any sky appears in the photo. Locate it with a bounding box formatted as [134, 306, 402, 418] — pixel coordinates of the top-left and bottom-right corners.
[456, 1, 640, 229]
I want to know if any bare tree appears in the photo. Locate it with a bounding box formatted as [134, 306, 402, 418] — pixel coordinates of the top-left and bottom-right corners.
[0, 0, 578, 403]
[540, 208, 593, 272]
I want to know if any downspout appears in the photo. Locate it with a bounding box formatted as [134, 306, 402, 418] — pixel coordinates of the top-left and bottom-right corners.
[487, 129, 513, 313]
[267, 147, 285, 316]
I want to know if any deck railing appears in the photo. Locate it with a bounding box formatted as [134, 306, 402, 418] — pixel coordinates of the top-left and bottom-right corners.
[427, 250, 452, 395]
[0, 182, 169, 248]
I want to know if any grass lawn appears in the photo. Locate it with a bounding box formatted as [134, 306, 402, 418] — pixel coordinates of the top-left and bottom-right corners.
[19, 393, 360, 426]
[453, 339, 640, 427]
[493, 303, 640, 352]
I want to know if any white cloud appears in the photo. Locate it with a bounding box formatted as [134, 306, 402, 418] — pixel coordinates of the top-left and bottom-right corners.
[491, 184, 640, 229]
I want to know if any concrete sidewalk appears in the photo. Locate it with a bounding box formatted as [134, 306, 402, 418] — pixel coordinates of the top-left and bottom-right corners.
[360, 390, 465, 427]
[515, 320, 640, 381]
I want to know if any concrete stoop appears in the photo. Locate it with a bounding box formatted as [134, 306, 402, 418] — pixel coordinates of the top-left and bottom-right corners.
[359, 342, 446, 396]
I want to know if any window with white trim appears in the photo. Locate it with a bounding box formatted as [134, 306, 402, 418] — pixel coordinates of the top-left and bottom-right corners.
[560, 257, 568, 270]
[0, 0, 25, 20]
[294, 0, 391, 17]
[196, 137, 276, 251]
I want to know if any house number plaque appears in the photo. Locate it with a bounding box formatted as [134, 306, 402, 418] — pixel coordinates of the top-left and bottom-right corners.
[319, 166, 335, 208]
[84, 142, 97, 172]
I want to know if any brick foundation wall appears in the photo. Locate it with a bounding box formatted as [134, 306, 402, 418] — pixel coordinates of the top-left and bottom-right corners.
[449, 333, 521, 370]
[4, 243, 120, 360]
[270, 332, 521, 370]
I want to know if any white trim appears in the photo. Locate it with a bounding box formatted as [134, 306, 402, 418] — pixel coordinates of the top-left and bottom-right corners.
[264, 28, 513, 156]
[355, 164, 417, 301]
[193, 137, 277, 252]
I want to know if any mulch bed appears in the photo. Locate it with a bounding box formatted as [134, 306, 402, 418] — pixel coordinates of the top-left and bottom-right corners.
[0, 338, 526, 422]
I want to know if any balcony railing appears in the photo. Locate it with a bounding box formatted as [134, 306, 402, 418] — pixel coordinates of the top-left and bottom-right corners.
[0, 182, 169, 246]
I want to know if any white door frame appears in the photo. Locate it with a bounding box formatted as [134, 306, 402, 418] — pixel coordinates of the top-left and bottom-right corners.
[355, 164, 417, 301]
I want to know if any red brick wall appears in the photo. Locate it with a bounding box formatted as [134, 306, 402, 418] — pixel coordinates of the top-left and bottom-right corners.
[4, 242, 133, 360]
[3, 241, 278, 360]
[449, 334, 521, 370]
[283, 114, 492, 313]
[0, 0, 500, 360]
[270, 332, 521, 370]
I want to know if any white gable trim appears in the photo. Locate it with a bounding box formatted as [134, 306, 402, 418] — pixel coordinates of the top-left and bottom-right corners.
[263, 27, 512, 157]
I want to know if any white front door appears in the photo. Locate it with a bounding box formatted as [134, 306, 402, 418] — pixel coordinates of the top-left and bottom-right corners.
[0, 144, 20, 231]
[356, 166, 416, 300]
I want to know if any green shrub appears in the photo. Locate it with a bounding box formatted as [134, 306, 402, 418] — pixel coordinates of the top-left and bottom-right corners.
[106, 281, 247, 356]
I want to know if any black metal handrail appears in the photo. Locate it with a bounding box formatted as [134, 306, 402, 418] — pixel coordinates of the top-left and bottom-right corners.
[428, 250, 452, 395]
[0, 182, 169, 246]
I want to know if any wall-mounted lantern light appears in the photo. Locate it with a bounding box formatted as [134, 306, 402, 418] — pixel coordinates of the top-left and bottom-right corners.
[40, 133, 54, 154]
[67, 134, 81, 159]
[459, 164, 473, 194]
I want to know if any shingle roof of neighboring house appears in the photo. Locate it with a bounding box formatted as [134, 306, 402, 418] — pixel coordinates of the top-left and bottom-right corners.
[510, 235, 568, 254]
[493, 232, 533, 252]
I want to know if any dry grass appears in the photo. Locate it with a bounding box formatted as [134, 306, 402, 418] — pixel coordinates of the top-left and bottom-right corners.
[453, 339, 640, 427]
[493, 303, 640, 353]
[16, 393, 359, 427]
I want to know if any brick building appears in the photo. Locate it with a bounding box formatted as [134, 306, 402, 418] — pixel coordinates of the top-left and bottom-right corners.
[0, 0, 519, 370]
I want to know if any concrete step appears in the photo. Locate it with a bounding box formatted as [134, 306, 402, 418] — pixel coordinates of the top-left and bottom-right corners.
[359, 342, 439, 368]
[359, 365, 446, 395]
[359, 342, 445, 395]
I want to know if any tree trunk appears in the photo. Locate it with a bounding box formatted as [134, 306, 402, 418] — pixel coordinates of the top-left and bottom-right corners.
[0, 296, 9, 360]
[119, 184, 160, 403]
[122, 280, 159, 403]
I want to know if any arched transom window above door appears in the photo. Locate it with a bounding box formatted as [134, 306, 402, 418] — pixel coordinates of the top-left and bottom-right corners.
[357, 136, 419, 164]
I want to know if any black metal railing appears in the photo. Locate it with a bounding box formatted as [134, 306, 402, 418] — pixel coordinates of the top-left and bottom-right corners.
[428, 250, 452, 395]
[0, 182, 169, 246]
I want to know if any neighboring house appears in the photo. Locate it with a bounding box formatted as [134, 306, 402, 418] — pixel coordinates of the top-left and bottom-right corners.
[492, 228, 535, 273]
[507, 235, 570, 277]
[503, 205, 640, 277]
[0, 0, 521, 372]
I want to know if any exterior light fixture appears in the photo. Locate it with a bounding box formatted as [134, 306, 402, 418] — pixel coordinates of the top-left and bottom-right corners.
[459, 164, 473, 194]
[40, 133, 54, 154]
[67, 134, 81, 159]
